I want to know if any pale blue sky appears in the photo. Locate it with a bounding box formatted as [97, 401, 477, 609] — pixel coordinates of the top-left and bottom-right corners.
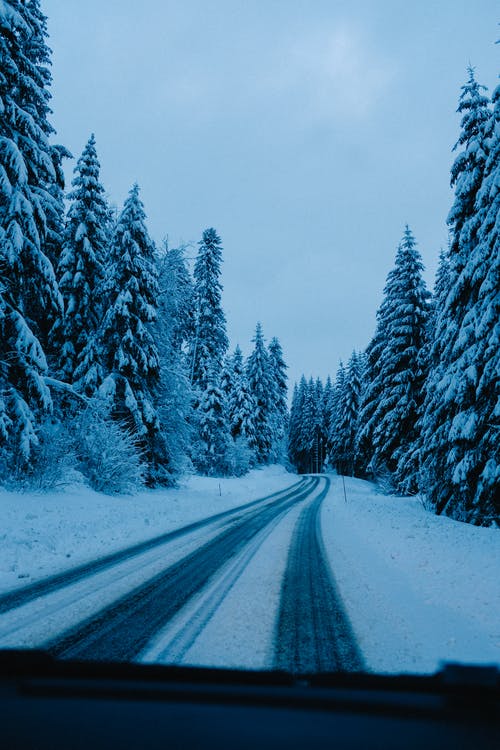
[44, 1, 499, 387]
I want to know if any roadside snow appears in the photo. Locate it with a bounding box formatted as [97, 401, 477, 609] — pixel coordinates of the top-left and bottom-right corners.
[0, 466, 293, 595]
[321, 474, 500, 675]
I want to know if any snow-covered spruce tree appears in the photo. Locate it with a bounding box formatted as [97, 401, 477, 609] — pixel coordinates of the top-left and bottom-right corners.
[300, 378, 318, 473]
[357, 227, 429, 493]
[189, 228, 228, 394]
[288, 375, 311, 474]
[330, 352, 362, 476]
[99, 184, 168, 486]
[158, 242, 194, 356]
[421, 69, 499, 524]
[268, 336, 288, 460]
[322, 375, 334, 459]
[193, 368, 231, 476]
[0, 1, 63, 467]
[287, 381, 301, 470]
[309, 377, 325, 472]
[246, 323, 276, 464]
[154, 245, 194, 479]
[227, 345, 256, 446]
[56, 135, 109, 395]
[327, 362, 345, 468]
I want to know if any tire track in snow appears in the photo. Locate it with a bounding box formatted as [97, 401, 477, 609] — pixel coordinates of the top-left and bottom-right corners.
[140, 500, 296, 664]
[274, 476, 364, 673]
[0, 477, 307, 614]
[47, 478, 320, 661]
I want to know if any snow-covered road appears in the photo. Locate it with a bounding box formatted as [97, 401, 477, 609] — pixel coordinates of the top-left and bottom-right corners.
[2, 469, 498, 674]
[0, 474, 360, 671]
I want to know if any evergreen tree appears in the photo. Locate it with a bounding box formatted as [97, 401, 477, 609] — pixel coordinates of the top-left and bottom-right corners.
[0, 1, 63, 464]
[330, 352, 362, 476]
[357, 227, 429, 492]
[56, 135, 108, 394]
[246, 322, 275, 464]
[268, 336, 288, 458]
[421, 68, 499, 523]
[190, 228, 228, 393]
[288, 375, 316, 473]
[155, 244, 194, 479]
[322, 375, 333, 457]
[287, 381, 302, 470]
[99, 184, 167, 485]
[194, 368, 231, 476]
[227, 345, 256, 446]
[447, 67, 490, 271]
[158, 242, 194, 356]
[327, 362, 345, 467]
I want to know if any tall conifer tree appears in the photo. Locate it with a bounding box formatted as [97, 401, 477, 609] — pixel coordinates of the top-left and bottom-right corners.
[246, 323, 275, 464]
[421, 68, 499, 523]
[357, 227, 429, 492]
[57, 135, 108, 394]
[99, 184, 168, 485]
[0, 1, 63, 463]
[190, 228, 228, 393]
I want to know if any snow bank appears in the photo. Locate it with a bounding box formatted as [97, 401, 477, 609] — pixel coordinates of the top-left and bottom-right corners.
[321, 474, 500, 674]
[0, 466, 293, 595]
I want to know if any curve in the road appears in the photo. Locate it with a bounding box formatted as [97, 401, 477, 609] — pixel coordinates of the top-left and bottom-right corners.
[274, 476, 364, 674]
[47, 478, 320, 662]
[0, 477, 308, 615]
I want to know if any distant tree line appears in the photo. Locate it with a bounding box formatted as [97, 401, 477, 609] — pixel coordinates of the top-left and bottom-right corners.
[289, 65, 499, 527]
[0, 1, 288, 491]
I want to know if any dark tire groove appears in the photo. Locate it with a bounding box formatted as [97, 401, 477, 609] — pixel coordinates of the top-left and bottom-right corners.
[0, 477, 307, 614]
[47, 478, 320, 662]
[274, 476, 364, 673]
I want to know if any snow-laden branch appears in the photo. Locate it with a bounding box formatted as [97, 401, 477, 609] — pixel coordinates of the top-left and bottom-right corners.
[44, 376, 90, 405]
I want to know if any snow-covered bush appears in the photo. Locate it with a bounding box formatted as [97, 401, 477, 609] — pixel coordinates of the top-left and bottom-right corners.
[1, 419, 75, 492]
[224, 438, 253, 477]
[72, 406, 144, 494]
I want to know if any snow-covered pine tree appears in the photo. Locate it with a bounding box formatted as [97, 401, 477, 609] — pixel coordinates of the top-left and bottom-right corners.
[310, 377, 325, 472]
[21, 0, 71, 342]
[246, 323, 276, 464]
[227, 345, 256, 446]
[56, 135, 108, 395]
[0, 1, 63, 466]
[330, 352, 362, 476]
[322, 375, 333, 459]
[268, 336, 288, 460]
[327, 362, 345, 468]
[288, 375, 315, 473]
[287, 381, 302, 470]
[299, 378, 317, 473]
[189, 228, 228, 394]
[154, 244, 194, 479]
[421, 67, 499, 524]
[99, 184, 168, 485]
[357, 227, 429, 492]
[194, 368, 231, 476]
[157, 242, 194, 356]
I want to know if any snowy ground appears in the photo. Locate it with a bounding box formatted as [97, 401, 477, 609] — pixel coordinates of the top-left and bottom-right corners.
[0, 466, 293, 595]
[1, 468, 499, 675]
[322, 475, 500, 674]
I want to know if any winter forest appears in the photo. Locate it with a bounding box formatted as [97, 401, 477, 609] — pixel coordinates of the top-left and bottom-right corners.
[0, 3, 498, 527]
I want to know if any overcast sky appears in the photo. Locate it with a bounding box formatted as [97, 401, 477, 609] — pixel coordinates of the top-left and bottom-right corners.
[43, 0, 499, 388]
